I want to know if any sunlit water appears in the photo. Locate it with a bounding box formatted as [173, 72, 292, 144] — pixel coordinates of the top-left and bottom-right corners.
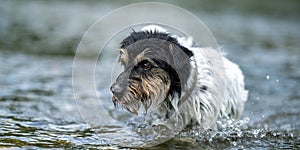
[0, 0, 299, 149]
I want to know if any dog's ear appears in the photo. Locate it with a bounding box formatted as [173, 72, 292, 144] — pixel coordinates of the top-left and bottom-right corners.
[168, 43, 192, 87]
[119, 48, 128, 66]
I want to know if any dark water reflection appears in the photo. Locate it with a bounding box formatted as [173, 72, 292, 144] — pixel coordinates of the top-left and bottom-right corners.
[0, 0, 299, 149]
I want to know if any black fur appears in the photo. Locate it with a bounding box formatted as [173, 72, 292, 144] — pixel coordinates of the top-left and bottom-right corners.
[116, 30, 195, 115]
[120, 30, 193, 58]
[151, 59, 180, 118]
[152, 59, 181, 98]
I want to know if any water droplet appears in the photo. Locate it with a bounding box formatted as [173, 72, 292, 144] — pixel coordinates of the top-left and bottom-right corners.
[260, 133, 266, 138]
[232, 141, 237, 146]
[266, 75, 270, 80]
[252, 129, 260, 138]
[262, 115, 264, 118]
[244, 117, 250, 123]
[263, 124, 269, 129]
[276, 79, 279, 83]
[256, 97, 260, 100]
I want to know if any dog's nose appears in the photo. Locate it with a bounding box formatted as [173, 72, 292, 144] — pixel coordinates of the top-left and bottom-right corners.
[110, 83, 123, 97]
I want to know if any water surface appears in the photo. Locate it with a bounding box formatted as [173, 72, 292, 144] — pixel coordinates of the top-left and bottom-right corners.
[0, 0, 299, 149]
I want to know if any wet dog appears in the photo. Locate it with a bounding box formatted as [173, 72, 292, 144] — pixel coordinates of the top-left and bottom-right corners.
[110, 25, 248, 129]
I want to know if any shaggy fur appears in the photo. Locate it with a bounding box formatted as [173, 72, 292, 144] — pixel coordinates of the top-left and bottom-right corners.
[110, 25, 248, 130]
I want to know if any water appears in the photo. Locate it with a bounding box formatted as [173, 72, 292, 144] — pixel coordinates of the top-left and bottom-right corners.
[1, 0, 300, 149]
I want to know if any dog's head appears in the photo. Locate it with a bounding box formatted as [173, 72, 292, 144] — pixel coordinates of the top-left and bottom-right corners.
[110, 30, 193, 115]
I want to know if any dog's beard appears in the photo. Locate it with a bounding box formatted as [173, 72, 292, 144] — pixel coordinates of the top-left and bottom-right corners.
[112, 67, 171, 115]
[111, 36, 191, 116]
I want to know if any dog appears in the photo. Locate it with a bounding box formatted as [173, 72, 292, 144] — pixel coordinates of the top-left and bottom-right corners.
[110, 25, 248, 130]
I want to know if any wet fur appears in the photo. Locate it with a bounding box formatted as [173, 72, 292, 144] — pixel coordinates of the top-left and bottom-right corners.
[111, 27, 248, 129]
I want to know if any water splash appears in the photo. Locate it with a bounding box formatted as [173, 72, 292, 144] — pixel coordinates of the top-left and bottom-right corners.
[175, 117, 299, 149]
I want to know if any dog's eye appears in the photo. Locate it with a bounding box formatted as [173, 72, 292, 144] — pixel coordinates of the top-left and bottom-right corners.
[140, 61, 151, 70]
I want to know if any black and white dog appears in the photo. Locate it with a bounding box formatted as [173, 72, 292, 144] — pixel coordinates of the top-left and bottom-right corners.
[110, 25, 248, 130]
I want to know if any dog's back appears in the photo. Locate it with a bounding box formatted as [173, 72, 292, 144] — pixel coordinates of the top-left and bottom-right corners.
[161, 47, 248, 130]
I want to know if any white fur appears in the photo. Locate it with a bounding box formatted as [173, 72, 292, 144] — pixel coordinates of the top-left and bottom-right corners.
[141, 25, 168, 33]
[143, 25, 248, 130]
[189, 47, 248, 129]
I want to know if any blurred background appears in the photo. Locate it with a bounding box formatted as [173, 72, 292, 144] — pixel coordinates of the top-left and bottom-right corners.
[1, 0, 299, 54]
[0, 0, 299, 149]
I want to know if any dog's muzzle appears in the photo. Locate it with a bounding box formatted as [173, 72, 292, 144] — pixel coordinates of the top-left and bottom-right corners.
[110, 83, 124, 105]
[110, 69, 144, 115]
[110, 71, 129, 106]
